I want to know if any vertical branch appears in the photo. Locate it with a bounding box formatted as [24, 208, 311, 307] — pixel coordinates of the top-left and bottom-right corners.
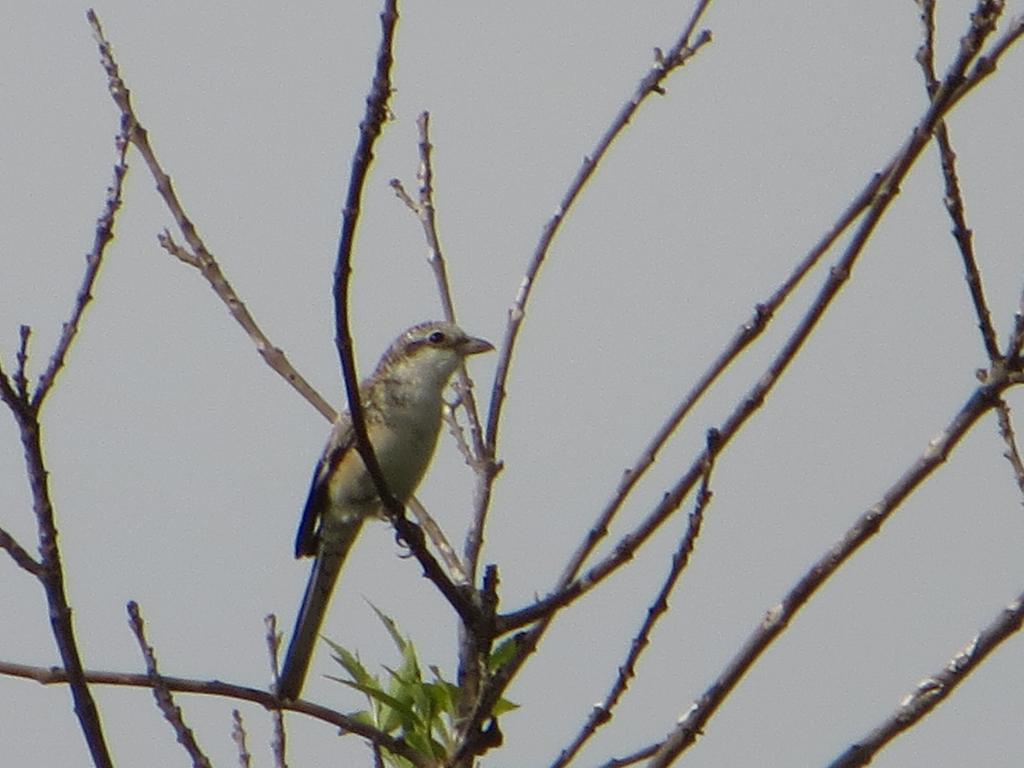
[127, 602, 212, 768]
[327, 0, 476, 624]
[914, 0, 1002, 362]
[391, 112, 496, 579]
[15, 404, 114, 768]
[330, 0, 399, 500]
[389, 113, 496, 578]
[264, 615, 288, 768]
[0, 81, 131, 766]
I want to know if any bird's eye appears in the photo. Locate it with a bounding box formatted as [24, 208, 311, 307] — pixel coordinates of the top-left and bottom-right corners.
[428, 330, 447, 345]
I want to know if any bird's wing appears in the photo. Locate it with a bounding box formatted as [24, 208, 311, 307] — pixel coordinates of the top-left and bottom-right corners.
[294, 413, 355, 558]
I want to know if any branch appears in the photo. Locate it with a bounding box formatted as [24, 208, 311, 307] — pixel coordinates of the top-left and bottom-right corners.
[497, 0, 1019, 637]
[328, 0, 478, 628]
[86, 10, 336, 423]
[483, 1, 713, 456]
[127, 602, 212, 768]
[231, 710, 252, 768]
[390, 111, 495, 580]
[32, 121, 129, 408]
[528, 157, 889, 629]
[0, 75, 136, 764]
[0, 383, 113, 767]
[914, 0, 1001, 362]
[407, 495, 469, 585]
[551, 430, 719, 768]
[827, 586, 1024, 768]
[0, 657, 431, 768]
[460, 3, 1024, 757]
[0, 525, 42, 575]
[994, 399, 1024, 497]
[649, 369, 1021, 765]
[264, 615, 288, 767]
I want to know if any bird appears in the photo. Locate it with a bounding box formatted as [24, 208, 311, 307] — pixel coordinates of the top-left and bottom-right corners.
[276, 320, 494, 700]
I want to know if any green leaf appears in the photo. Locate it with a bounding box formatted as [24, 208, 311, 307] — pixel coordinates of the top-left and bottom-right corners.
[488, 636, 518, 672]
[491, 697, 520, 717]
[369, 602, 408, 653]
[324, 639, 374, 687]
[331, 677, 423, 732]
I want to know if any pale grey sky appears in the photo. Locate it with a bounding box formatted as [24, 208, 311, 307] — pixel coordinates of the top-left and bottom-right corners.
[3, 2, 1024, 766]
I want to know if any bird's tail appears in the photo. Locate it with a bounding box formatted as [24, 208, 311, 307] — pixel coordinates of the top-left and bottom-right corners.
[277, 518, 363, 700]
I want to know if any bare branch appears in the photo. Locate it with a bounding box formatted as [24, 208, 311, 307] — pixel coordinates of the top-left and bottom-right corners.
[827, 587, 1024, 768]
[0, 656, 430, 767]
[552, 429, 719, 768]
[32, 123, 129, 407]
[483, 3, 713, 455]
[231, 710, 252, 768]
[534, 159, 889, 628]
[0, 335, 113, 768]
[12, 325, 31, 399]
[263, 615, 288, 767]
[915, 0, 1002, 362]
[649, 366, 1021, 765]
[497, 0, 1020, 637]
[0, 525, 42, 575]
[127, 601, 213, 768]
[458, 5, 1024, 758]
[328, 0, 478, 628]
[86, 10, 336, 423]
[994, 399, 1024, 497]
[598, 743, 658, 768]
[391, 111, 494, 579]
[407, 495, 469, 585]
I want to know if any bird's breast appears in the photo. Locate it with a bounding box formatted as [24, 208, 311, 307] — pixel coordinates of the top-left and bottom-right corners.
[325, 403, 442, 518]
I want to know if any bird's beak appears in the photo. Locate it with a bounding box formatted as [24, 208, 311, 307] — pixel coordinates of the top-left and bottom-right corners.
[459, 336, 494, 356]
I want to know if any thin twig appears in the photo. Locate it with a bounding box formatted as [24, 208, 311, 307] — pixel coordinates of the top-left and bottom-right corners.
[551, 429, 719, 768]
[407, 496, 469, 585]
[389, 111, 494, 578]
[827, 586, 1024, 768]
[231, 710, 252, 768]
[483, 2, 713, 457]
[994, 399, 1024, 497]
[0, 525, 42, 575]
[33, 121, 129, 407]
[915, 0, 1002, 362]
[0, 385, 112, 767]
[264, 615, 288, 768]
[598, 743, 658, 768]
[328, 0, 478, 628]
[537, 157, 890, 628]
[86, 10, 336, 422]
[127, 601, 213, 768]
[915, 1, 1024, 499]
[13, 325, 30, 398]
[392, 113, 499, 738]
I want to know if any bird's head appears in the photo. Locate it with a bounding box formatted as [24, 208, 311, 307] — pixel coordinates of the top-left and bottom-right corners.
[373, 320, 493, 392]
